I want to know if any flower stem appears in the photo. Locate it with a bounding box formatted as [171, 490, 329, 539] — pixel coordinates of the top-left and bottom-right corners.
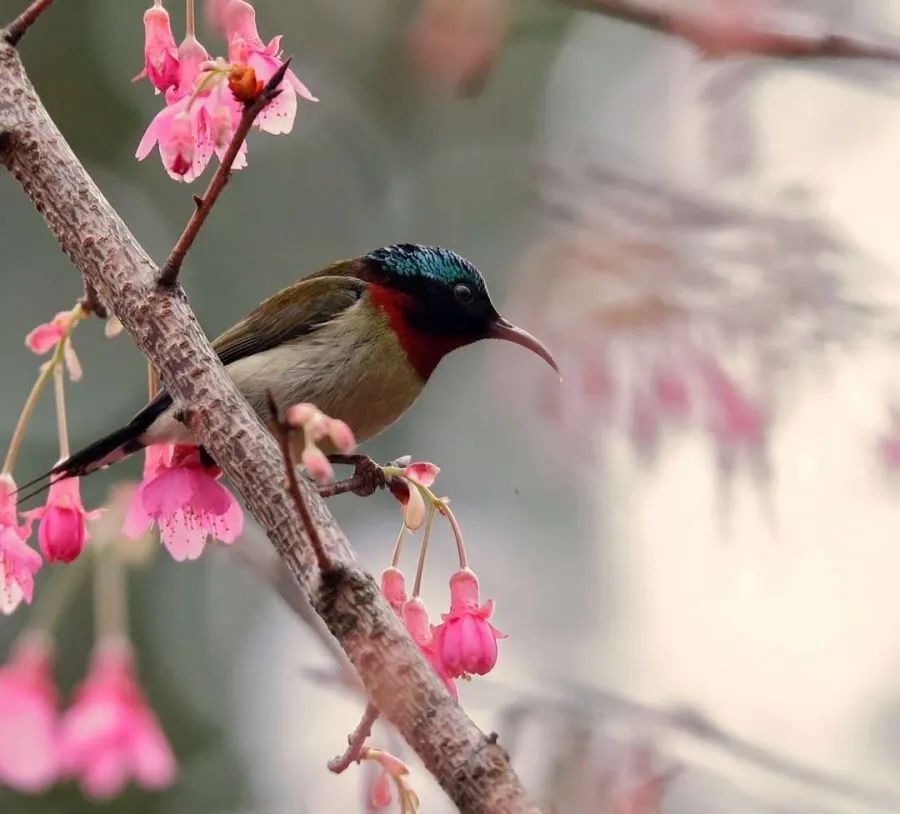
[390, 523, 406, 568]
[440, 504, 468, 570]
[411, 504, 437, 598]
[93, 546, 128, 642]
[185, 0, 195, 38]
[2, 304, 82, 475]
[53, 364, 69, 459]
[28, 555, 89, 635]
[148, 362, 158, 399]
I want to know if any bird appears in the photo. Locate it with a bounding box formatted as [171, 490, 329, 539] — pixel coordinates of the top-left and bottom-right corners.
[18, 243, 558, 500]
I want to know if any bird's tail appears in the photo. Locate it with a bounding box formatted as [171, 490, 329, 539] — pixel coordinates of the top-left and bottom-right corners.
[15, 394, 172, 505]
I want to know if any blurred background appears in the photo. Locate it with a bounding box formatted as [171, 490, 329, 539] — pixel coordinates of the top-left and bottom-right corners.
[4, 0, 900, 811]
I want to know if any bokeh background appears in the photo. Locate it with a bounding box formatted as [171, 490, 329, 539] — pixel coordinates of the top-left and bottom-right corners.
[4, 0, 900, 811]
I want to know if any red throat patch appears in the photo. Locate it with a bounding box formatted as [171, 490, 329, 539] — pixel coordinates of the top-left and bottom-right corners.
[367, 283, 472, 380]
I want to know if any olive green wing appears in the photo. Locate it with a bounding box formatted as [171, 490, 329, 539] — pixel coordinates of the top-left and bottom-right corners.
[212, 275, 367, 367]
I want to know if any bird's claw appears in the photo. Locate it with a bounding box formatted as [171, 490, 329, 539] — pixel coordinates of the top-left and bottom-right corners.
[324, 453, 389, 497]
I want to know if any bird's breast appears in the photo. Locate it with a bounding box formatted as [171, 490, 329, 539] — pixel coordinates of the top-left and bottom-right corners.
[226, 300, 427, 445]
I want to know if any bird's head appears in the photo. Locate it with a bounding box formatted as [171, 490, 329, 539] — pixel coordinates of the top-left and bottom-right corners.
[362, 244, 559, 379]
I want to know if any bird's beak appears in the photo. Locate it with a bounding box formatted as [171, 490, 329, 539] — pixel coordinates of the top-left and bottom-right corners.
[488, 317, 560, 376]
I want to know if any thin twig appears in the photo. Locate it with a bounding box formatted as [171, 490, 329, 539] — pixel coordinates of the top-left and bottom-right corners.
[566, 0, 900, 62]
[267, 391, 333, 573]
[3, 0, 55, 47]
[328, 703, 381, 774]
[157, 59, 291, 286]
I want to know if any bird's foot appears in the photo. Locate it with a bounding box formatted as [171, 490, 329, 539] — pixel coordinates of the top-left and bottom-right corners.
[321, 454, 393, 498]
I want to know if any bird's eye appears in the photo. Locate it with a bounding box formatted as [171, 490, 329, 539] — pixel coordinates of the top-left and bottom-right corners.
[454, 283, 474, 305]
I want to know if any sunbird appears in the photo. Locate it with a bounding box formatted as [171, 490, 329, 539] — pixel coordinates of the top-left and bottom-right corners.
[21, 244, 558, 497]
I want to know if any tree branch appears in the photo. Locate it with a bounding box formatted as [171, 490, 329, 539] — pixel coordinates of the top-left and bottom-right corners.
[0, 40, 537, 814]
[3, 0, 55, 47]
[157, 60, 291, 286]
[328, 703, 381, 774]
[565, 0, 900, 62]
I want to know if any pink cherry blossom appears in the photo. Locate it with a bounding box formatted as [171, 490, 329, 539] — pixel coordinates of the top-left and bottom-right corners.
[371, 768, 393, 808]
[402, 597, 457, 699]
[388, 462, 439, 531]
[25, 311, 68, 354]
[285, 402, 357, 483]
[380, 567, 407, 615]
[136, 35, 215, 182]
[364, 748, 420, 813]
[0, 474, 40, 615]
[432, 569, 505, 678]
[0, 635, 60, 792]
[27, 477, 101, 564]
[135, 2, 180, 93]
[59, 642, 177, 799]
[224, 0, 317, 135]
[25, 310, 81, 380]
[123, 444, 243, 561]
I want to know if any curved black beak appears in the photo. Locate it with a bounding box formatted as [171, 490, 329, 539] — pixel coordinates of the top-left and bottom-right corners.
[488, 317, 560, 377]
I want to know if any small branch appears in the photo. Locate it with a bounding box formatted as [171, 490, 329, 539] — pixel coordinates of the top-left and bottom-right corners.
[318, 454, 389, 498]
[566, 0, 900, 63]
[157, 59, 291, 287]
[328, 703, 381, 774]
[267, 391, 333, 574]
[3, 0, 55, 47]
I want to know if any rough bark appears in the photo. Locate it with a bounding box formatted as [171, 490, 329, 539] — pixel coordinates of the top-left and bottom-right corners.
[0, 38, 538, 814]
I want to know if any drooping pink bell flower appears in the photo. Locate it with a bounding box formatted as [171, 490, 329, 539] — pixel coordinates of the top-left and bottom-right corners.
[402, 597, 457, 699]
[432, 569, 505, 678]
[0, 474, 40, 615]
[380, 567, 407, 615]
[0, 634, 60, 792]
[25, 310, 81, 380]
[123, 444, 243, 561]
[135, 2, 180, 93]
[136, 35, 215, 182]
[26, 477, 101, 564]
[59, 641, 177, 799]
[224, 0, 317, 135]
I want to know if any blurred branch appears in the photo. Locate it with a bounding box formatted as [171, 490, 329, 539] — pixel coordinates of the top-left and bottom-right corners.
[564, 0, 900, 62]
[0, 38, 538, 814]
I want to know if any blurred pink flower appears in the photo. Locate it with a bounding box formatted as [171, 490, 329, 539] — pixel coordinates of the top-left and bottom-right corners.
[25, 311, 68, 354]
[27, 477, 100, 564]
[365, 749, 419, 813]
[432, 569, 504, 678]
[402, 597, 457, 699]
[123, 444, 243, 561]
[135, 1, 180, 93]
[25, 310, 81, 380]
[224, 0, 317, 134]
[0, 635, 60, 792]
[0, 475, 40, 615]
[60, 642, 176, 799]
[286, 402, 357, 483]
[371, 768, 393, 808]
[136, 35, 215, 182]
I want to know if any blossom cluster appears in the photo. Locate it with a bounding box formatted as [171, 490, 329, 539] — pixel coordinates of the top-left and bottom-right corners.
[0, 636, 175, 798]
[135, 0, 315, 182]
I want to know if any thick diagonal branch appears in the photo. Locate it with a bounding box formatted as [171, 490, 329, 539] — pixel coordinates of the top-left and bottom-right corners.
[0, 39, 537, 814]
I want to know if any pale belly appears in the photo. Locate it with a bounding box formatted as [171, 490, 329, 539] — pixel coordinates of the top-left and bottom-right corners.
[140, 314, 425, 450]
